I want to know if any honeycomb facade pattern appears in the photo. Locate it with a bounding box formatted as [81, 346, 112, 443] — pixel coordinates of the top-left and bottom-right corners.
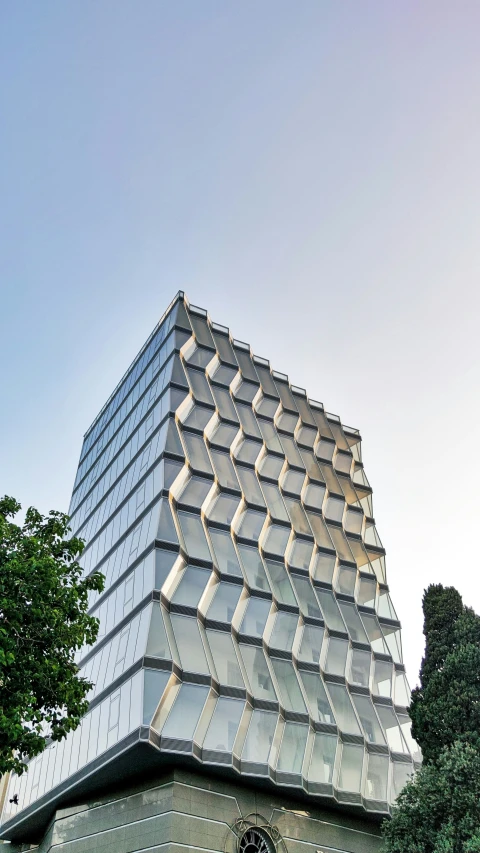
[0, 292, 420, 842]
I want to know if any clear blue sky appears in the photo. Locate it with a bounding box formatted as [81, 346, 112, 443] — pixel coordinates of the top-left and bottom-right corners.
[1, 1, 479, 685]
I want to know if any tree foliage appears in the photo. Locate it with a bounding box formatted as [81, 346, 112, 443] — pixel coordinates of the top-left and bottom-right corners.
[0, 496, 104, 776]
[383, 584, 480, 852]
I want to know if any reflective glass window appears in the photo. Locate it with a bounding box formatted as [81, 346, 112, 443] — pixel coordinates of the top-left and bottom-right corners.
[324, 637, 349, 677]
[361, 614, 389, 654]
[316, 590, 346, 633]
[264, 560, 297, 607]
[335, 565, 356, 597]
[255, 365, 279, 398]
[189, 313, 215, 349]
[235, 439, 262, 466]
[397, 714, 421, 761]
[348, 648, 371, 688]
[288, 538, 314, 572]
[263, 524, 291, 557]
[203, 698, 244, 752]
[351, 695, 385, 744]
[344, 508, 363, 536]
[338, 602, 369, 644]
[316, 439, 335, 462]
[255, 396, 279, 419]
[290, 574, 322, 619]
[338, 743, 363, 792]
[171, 565, 211, 608]
[170, 615, 210, 674]
[303, 483, 326, 511]
[298, 624, 324, 664]
[296, 426, 317, 449]
[269, 611, 298, 652]
[394, 672, 411, 707]
[377, 589, 398, 621]
[258, 453, 284, 481]
[209, 422, 239, 449]
[234, 349, 258, 383]
[178, 476, 211, 509]
[211, 330, 237, 366]
[183, 432, 213, 476]
[210, 450, 239, 491]
[271, 659, 306, 713]
[300, 671, 335, 723]
[279, 435, 304, 469]
[356, 576, 377, 608]
[186, 367, 215, 407]
[177, 511, 212, 562]
[277, 722, 308, 773]
[237, 508, 266, 541]
[373, 660, 393, 697]
[299, 449, 324, 482]
[242, 710, 277, 762]
[306, 512, 334, 550]
[207, 630, 244, 687]
[281, 469, 306, 496]
[258, 419, 284, 454]
[240, 596, 271, 638]
[235, 403, 262, 439]
[207, 493, 240, 526]
[182, 404, 213, 432]
[261, 482, 289, 522]
[237, 545, 271, 592]
[284, 498, 311, 536]
[326, 684, 361, 734]
[324, 497, 345, 523]
[234, 379, 258, 404]
[210, 362, 237, 386]
[365, 753, 388, 801]
[163, 683, 209, 740]
[383, 624, 403, 664]
[143, 670, 170, 725]
[319, 463, 343, 496]
[210, 384, 239, 423]
[276, 412, 298, 434]
[209, 528, 242, 576]
[207, 582, 242, 623]
[239, 645, 277, 701]
[312, 551, 336, 584]
[328, 524, 354, 562]
[308, 733, 337, 784]
[392, 762, 413, 801]
[237, 466, 266, 507]
[376, 706, 408, 753]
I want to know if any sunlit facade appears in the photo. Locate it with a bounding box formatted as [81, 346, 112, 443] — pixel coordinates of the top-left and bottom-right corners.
[0, 292, 419, 852]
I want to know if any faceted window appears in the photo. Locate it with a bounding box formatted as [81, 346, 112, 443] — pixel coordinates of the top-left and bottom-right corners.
[162, 683, 209, 740]
[171, 565, 210, 608]
[237, 545, 271, 592]
[240, 597, 271, 638]
[308, 733, 337, 784]
[207, 582, 242, 624]
[269, 611, 298, 652]
[276, 722, 308, 774]
[206, 630, 244, 688]
[242, 710, 277, 762]
[297, 624, 324, 664]
[208, 528, 242, 576]
[203, 698, 244, 752]
[271, 659, 306, 713]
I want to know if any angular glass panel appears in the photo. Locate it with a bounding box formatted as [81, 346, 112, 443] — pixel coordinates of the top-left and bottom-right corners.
[351, 695, 385, 744]
[258, 453, 285, 481]
[277, 722, 309, 773]
[210, 385, 239, 423]
[210, 362, 238, 386]
[183, 404, 213, 432]
[299, 449, 324, 483]
[255, 365, 279, 398]
[157, 500, 179, 545]
[269, 611, 298, 652]
[240, 596, 271, 638]
[281, 468, 306, 496]
[261, 482, 289, 523]
[209, 422, 239, 449]
[240, 645, 277, 701]
[344, 508, 363, 536]
[271, 659, 306, 713]
[383, 624, 403, 664]
[155, 548, 178, 588]
[177, 511, 212, 562]
[365, 753, 388, 801]
[255, 395, 279, 419]
[338, 602, 369, 644]
[189, 314, 215, 349]
[210, 449, 240, 491]
[303, 483, 326, 511]
[237, 508, 266, 541]
[207, 493, 240, 526]
[170, 615, 210, 674]
[316, 439, 335, 462]
[163, 683, 210, 740]
[288, 538, 314, 572]
[373, 660, 393, 697]
[284, 498, 312, 536]
[324, 497, 345, 523]
[178, 476, 211, 509]
[236, 466, 266, 507]
[298, 624, 324, 664]
[296, 426, 317, 449]
[186, 367, 215, 408]
[290, 574, 322, 619]
[335, 566, 357, 597]
[326, 684, 361, 735]
[207, 582, 242, 624]
[234, 379, 258, 404]
[143, 670, 170, 725]
[203, 697, 244, 752]
[263, 524, 291, 557]
[276, 383, 298, 413]
[397, 714, 421, 761]
[348, 648, 371, 688]
[279, 435, 304, 469]
[276, 412, 299, 434]
[294, 395, 316, 427]
[306, 512, 334, 550]
[356, 576, 377, 608]
[308, 733, 337, 784]
[377, 589, 398, 621]
[316, 590, 346, 633]
[208, 528, 242, 576]
[234, 348, 258, 383]
[172, 565, 211, 608]
[319, 463, 343, 496]
[328, 525, 355, 562]
[376, 706, 408, 753]
[334, 451, 353, 475]
[324, 638, 349, 677]
[184, 342, 214, 369]
[207, 630, 244, 688]
[394, 672, 411, 707]
[361, 614, 389, 654]
[164, 418, 185, 457]
[183, 432, 214, 476]
[242, 710, 277, 762]
[258, 419, 284, 454]
[265, 560, 297, 607]
[237, 545, 271, 592]
[312, 551, 336, 585]
[338, 743, 363, 792]
[235, 403, 262, 439]
[211, 330, 237, 367]
[300, 672, 335, 724]
[235, 438, 262, 466]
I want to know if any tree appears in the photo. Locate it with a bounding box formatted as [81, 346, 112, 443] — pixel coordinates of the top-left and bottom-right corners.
[383, 584, 480, 852]
[0, 496, 104, 776]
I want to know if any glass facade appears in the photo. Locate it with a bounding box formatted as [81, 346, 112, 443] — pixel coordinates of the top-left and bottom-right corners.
[0, 292, 419, 838]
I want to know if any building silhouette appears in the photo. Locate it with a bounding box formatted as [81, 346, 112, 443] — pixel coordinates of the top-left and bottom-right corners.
[0, 293, 420, 853]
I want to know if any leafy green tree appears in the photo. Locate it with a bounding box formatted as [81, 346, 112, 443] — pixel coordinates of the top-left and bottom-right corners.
[383, 584, 480, 852]
[0, 496, 104, 776]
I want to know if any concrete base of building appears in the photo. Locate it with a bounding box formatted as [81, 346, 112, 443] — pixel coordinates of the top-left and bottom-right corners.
[8, 768, 384, 853]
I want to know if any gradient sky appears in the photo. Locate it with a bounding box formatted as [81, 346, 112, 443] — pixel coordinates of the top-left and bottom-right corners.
[1, 1, 479, 687]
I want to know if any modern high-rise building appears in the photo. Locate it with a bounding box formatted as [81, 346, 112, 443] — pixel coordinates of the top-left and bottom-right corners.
[1, 293, 420, 853]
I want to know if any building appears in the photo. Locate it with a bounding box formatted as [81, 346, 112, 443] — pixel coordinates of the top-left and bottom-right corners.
[0, 292, 420, 853]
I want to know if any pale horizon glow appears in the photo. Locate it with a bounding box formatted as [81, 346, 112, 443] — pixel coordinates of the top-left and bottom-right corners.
[1, 1, 480, 688]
